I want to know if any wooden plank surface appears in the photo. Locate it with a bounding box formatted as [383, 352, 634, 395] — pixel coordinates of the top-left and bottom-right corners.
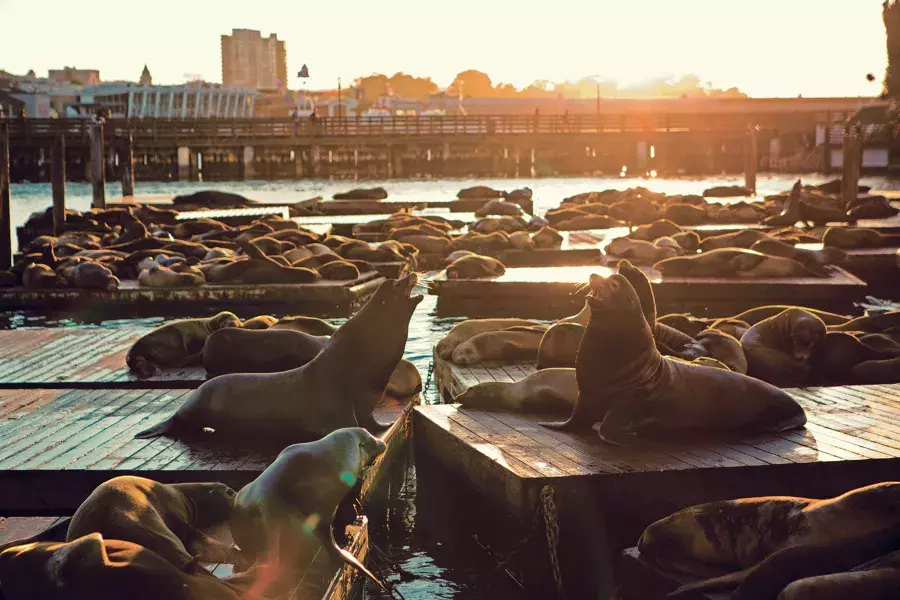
[0, 272, 384, 316]
[0, 388, 418, 513]
[175, 206, 290, 222]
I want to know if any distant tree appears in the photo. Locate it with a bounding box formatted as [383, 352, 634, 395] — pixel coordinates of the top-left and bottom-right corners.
[388, 72, 438, 100]
[493, 82, 519, 98]
[519, 80, 555, 98]
[448, 70, 494, 98]
[354, 74, 389, 101]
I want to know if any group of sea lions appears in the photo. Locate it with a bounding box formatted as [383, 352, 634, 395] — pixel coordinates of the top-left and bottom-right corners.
[0, 428, 388, 598]
[638, 481, 900, 599]
[3, 201, 420, 290]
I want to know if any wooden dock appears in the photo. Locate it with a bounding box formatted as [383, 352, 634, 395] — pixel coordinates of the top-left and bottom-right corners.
[293, 211, 476, 238]
[418, 356, 900, 596]
[175, 205, 290, 223]
[427, 264, 867, 318]
[0, 273, 385, 317]
[0, 385, 415, 513]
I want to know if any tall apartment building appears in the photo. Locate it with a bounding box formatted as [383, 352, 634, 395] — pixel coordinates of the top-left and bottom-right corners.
[221, 29, 287, 92]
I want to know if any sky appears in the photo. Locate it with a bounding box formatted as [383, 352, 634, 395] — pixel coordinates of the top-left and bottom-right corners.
[0, 0, 890, 97]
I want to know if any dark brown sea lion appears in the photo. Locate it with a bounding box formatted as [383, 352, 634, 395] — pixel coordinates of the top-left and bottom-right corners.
[657, 314, 709, 338]
[451, 326, 547, 365]
[537, 322, 585, 369]
[829, 311, 900, 333]
[661, 203, 707, 225]
[230, 428, 387, 590]
[173, 190, 254, 207]
[451, 231, 510, 253]
[22, 263, 60, 288]
[780, 567, 900, 600]
[138, 264, 205, 287]
[270, 315, 339, 336]
[202, 328, 328, 376]
[822, 227, 900, 249]
[733, 305, 850, 326]
[810, 332, 900, 384]
[655, 249, 824, 278]
[698, 229, 779, 252]
[852, 356, 900, 384]
[671, 231, 701, 252]
[398, 234, 452, 254]
[708, 317, 751, 339]
[763, 180, 802, 227]
[696, 329, 748, 374]
[317, 260, 360, 280]
[638, 483, 900, 579]
[847, 195, 899, 220]
[240, 315, 277, 329]
[751, 237, 846, 268]
[455, 368, 576, 413]
[741, 308, 826, 386]
[541, 271, 805, 442]
[134, 275, 423, 441]
[0, 533, 251, 600]
[446, 254, 506, 279]
[607, 237, 678, 263]
[629, 219, 683, 241]
[58, 261, 120, 290]
[532, 226, 563, 249]
[66, 476, 240, 570]
[508, 231, 535, 250]
[126, 312, 241, 377]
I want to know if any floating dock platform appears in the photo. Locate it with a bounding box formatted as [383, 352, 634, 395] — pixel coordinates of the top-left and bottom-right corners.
[0, 273, 385, 317]
[427, 264, 867, 318]
[418, 356, 900, 596]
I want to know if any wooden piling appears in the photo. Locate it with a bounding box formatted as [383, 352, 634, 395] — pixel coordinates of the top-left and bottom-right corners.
[0, 121, 11, 271]
[51, 135, 66, 235]
[88, 122, 106, 209]
[120, 133, 135, 197]
[842, 125, 862, 209]
[823, 112, 832, 175]
[744, 124, 758, 194]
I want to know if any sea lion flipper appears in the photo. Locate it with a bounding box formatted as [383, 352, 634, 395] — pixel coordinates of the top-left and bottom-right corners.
[539, 399, 596, 431]
[134, 415, 177, 439]
[667, 567, 753, 597]
[357, 412, 392, 435]
[315, 523, 386, 590]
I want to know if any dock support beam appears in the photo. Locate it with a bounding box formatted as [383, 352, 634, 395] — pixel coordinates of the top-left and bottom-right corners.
[119, 133, 135, 197]
[243, 146, 255, 180]
[823, 119, 832, 175]
[311, 146, 321, 177]
[744, 125, 758, 194]
[842, 125, 861, 209]
[88, 122, 106, 209]
[0, 121, 10, 271]
[51, 135, 66, 235]
[177, 147, 191, 181]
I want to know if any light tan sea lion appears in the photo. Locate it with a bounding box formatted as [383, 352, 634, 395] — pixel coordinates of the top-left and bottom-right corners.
[532, 226, 564, 249]
[607, 237, 678, 263]
[230, 428, 387, 590]
[508, 230, 535, 250]
[823, 227, 900, 249]
[451, 326, 548, 365]
[138, 264, 205, 287]
[699, 229, 774, 252]
[241, 315, 277, 329]
[126, 312, 242, 377]
[66, 476, 241, 570]
[317, 260, 361, 280]
[436, 318, 544, 359]
[455, 368, 577, 412]
[638, 482, 900, 579]
[446, 254, 506, 279]
[741, 308, 826, 387]
[537, 322, 585, 369]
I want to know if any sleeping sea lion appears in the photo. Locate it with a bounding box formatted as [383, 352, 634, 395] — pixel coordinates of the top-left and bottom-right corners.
[638, 482, 900, 579]
[828, 311, 900, 334]
[629, 219, 682, 241]
[696, 329, 748, 374]
[750, 238, 846, 268]
[455, 368, 577, 413]
[532, 226, 563, 249]
[654, 249, 824, 278]
[134, 275, 422, 441]
[741, 308, 826, 387]
[537, 322, 585, 369]
[671, 231, 701, 253]
[202, 328, 328, 377]
[810, 332, 900, 384]
[126, 312, 241, 377]
[240, 315, 277, 329]
[138, 264, 205, 287]
[66, 476, 241, 570]
[698, 229, 774, 252]
[436, 318, 544, 359]
[270, 315, 339, 336]
[230, 428, 387, 590]
[852, 356, 900, 384]
[606, 237, 678, 264]
[733, 305, 850, 326]
[541, 271, 805, 443]
[822, 227, 900, 249]
[451, 326, 548, 365]
[446, 254, 506, 279]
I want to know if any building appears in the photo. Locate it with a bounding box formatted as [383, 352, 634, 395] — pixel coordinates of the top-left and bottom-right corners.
[139, 65, 152, 86]
[221, 29, 287, 92]
[76, 82, 258, 119]
[48, 66, 101, 86]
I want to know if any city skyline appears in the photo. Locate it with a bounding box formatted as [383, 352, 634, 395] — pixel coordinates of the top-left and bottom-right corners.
[0, 0, 890, 97]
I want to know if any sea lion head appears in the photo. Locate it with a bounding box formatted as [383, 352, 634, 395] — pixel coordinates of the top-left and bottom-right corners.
[729, 251, 766, 272]
[325, 428, 388, 478]
[171, 482, 238, 529]
[208, 311, 242, 331]
[587, 272, 641, 315]
[790, 312, 826, 360]
[372, 273, 424, 312]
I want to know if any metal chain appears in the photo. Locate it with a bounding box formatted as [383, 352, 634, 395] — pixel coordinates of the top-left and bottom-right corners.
[493, 497, 544, 571]
[540, 485, 566, 599]
[422, 360, 435, 395]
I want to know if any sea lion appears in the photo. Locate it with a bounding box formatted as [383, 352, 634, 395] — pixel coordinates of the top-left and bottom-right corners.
[763, 180, 802, 227]
[474, 200, 523, 217]
[436, 318, 544, 359]
[455, 368, 577, 413]
[317, 260, 360, 280]
[733, 305, 850, 327]
[696, 329, 748, 374]
[751, 238, 846, 269]
[653, 236, 686, 255]
[657, 314, 709, 338]
[240, 315, 277, 329]
[66, 476, 241, 570]
[537, 322, 585, 369]
[451, 326, 548, 365]
[173, 190, 254, 207]
[822, 227, 900, 249]
[126, 312, 241, 377]
[398, 234, 452, 254]
[638, 483, 900, 579]
[541, 272, 805, 443]
[629, 219, 682, 241]
[828, 311, 900, 333]
[607, 237, 678, 263]
[555, 214, 625, 230]
[671, 231, 701, 253]
[138, 264, 205, 287]
[333, 186, 388, 200]
[451, 231, 511, 253]
[779, 568, 900, 600]
[230, 428, 387, 590]
[670, 525, 900, 599]
[446, 254, 506, 279]
[848, 195, 900, 220]
[0, 533, 250, 600]
[809, 331, 900, 384]
[270, 315, 339, 336]
[508, 231, 535, 250]
[134, 275, 422, 441]
[655, 249, 824, 279]
[708, 317, 751, 339]
[661, 203, 707, 225]
[386, 359, 422, 397]
[699, 229, 775, 252]
[741, 308, 826, 386]
[202, 328, 328, 376]
[532, 226, 563, 249]
[22, 263, 59, 288]
[852, 356, 900, 384]
[58, 261, 120, 290]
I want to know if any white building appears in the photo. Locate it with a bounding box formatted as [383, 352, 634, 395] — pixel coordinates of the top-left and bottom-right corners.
[79, 83, 258, 119]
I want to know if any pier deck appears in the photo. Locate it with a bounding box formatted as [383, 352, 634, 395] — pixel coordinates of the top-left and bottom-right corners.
[428, 264, 867, 318]
[0, 273, 384, 317]
[418, 357, 900, 595]
[0, 386, 415, 513]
